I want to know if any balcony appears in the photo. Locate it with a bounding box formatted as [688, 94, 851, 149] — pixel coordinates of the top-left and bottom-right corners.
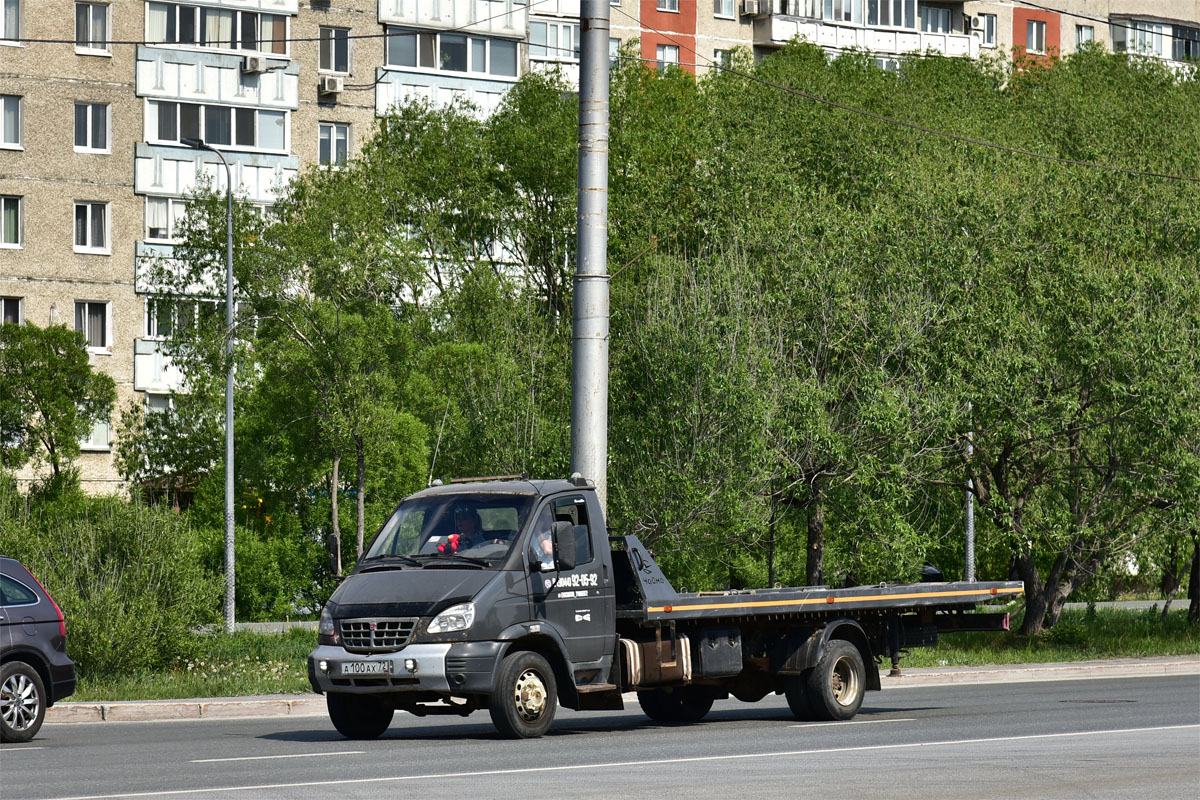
[380, 0, 527, 38]
[755, 1, 979, 60]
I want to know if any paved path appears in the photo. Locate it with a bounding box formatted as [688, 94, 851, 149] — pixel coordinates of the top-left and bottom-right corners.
[46, 655, 1200, 724]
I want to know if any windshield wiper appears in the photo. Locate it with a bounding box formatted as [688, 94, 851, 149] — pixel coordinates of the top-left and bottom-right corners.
[421, 554, 489, 569]
[359, 554, 423, 571]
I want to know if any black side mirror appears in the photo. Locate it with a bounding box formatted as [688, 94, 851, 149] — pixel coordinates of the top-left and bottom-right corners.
[553, 521, 576, 571]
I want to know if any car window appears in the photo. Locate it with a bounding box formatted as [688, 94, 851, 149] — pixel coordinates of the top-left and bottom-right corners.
[1, 574, 39, 606]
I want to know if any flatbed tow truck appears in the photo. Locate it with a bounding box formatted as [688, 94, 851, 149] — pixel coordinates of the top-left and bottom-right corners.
[309, 477, 1023, 738]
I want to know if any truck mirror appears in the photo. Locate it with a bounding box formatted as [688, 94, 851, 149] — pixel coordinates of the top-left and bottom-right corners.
[553, 521, 576, 571]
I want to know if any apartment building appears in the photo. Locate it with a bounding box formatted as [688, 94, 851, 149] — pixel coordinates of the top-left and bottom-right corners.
[2, 0, 1196, 494]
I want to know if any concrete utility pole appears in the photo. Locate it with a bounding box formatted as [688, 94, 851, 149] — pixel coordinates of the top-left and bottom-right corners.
[965, 403, 976, 583]
[571, 0, 612, 513]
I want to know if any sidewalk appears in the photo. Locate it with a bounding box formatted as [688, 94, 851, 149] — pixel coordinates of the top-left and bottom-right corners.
[45, 656, 1199, 724]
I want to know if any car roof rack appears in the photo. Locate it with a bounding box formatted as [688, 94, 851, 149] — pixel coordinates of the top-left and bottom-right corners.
[444, 473, 528, 484]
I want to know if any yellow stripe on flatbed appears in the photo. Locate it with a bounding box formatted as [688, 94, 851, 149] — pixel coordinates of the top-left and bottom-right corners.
[646, 586, 1024, 614]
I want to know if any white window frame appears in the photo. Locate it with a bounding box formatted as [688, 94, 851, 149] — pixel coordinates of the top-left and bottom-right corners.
[714, 48, 733, 67]
[148, 100, 289, 154]
[319, 26, 350, 73]
[318, 122, 349, 167]
[1, 296, 22, 324]
[529, 19, 580, 62]
[714, 0, 735, 19]
[74, 101, 110, 153]
[1026, 19, 1047, 54]
[385, 28, 519, 78]
[658, 0, 679, 12]
[145, 393, 173, 414]
[145, 2, 289, 56]
[80, 415, 112, 451]
[1, 0, 21, 45]
[75, 299, 112, 352]
[75, 2, 110, 55]
[73, 201, 110, 254]
[1, 195, 21, 248]
[1, 94, 19, 148]
[982, 13, 997, 46]
[609, 36, 620, 66]
[867, 0, 917, 30]
[144, 196, 187, 243]
[1131, 21, 1165, 58]
[1075, 25, 1093, 46]
[656, 43, 680, 70]
[919, 4, 951, 34]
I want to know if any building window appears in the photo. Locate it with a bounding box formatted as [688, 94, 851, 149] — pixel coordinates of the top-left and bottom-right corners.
[73, 202, 108, 253]
[146, 2, 287, 55]
[714, 49, 733, 67]
[75, 300, 110, 349]
[1175, 25, 1200, 61]
[981, 13, 996, 46]
[80, 416, 111, 450]
[1, 94, 19, 147]
[75, 2, 109, 53]
[1, 296, 21, 324]
[146, 393, 172, 413]
[714, 0, 735, 17]
[609, 37, 620, 67]
[145, 197, 187, 242]
[919, 4, 950, 34]
[319, 26, 349, 73]
[867, 0, 916, 29]
[530, 20, 580, 61]
[1, 0, 20, 43]
[1026, 20, 1046, 54]
[319, 122, 349, 166]
[656, 43, 679, 70]
[1126, 21, 1166, 57]
[0, 196, 19, 247]
[1075, 25, 1093, 46]
[386, 28, 518, 77]
[150, 101, 286, 152]
[74, 102, 109, 152]
[658, 0, 679, 11]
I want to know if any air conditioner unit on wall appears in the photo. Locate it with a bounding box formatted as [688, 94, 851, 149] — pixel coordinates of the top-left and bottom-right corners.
[241, 55, 268, 73]
[970, 16, 985, 32]
[318, 76, 344, 95]
[742, 0, 760, 17]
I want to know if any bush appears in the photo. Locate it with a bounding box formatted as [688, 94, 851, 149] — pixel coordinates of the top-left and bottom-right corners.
[0, 480, 220, 677]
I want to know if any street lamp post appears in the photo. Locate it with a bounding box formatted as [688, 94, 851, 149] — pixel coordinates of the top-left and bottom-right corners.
[183, 137, 236, 633]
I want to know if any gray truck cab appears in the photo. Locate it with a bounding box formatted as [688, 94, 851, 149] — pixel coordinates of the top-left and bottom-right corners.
[308, 477, 618, 738]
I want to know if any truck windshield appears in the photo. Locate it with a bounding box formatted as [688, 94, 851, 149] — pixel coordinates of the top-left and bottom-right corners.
[363, 493, 534, 567]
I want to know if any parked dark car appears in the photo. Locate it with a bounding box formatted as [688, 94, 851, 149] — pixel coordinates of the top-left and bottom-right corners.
[1, 556, 76, 743]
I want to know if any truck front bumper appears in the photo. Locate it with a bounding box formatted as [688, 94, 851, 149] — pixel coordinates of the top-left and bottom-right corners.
[308, 641, 504, 696]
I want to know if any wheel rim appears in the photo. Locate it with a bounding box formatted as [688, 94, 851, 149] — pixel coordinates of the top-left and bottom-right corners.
[513, 668, 548, 722]
[1, 672, 40, 732]
[830, 656, 860, 707]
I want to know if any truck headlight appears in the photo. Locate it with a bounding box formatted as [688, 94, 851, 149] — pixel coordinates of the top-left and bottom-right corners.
[427, 602, 475, 634]
[318, 604, 339, 645]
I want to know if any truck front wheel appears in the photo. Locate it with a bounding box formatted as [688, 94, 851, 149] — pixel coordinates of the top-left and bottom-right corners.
[489, 651, 558, 738]
[327, 692, 395, 739]
[806, 640, 865, 721]
[637, 686, 715, 723]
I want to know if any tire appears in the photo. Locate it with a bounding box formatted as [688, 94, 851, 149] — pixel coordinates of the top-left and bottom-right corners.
[637, 686, 715, 723]
[804, 640, 865, 721]
[326, 693, 394, 740]
[1, 661, 46, 744]
[489, 651, 557, 739]
[783, 672, 815, 721]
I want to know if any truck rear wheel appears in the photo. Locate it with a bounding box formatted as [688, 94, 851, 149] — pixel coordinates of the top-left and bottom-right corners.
[805, 640, 865, 721]
[327, 692, 394, 739]
[489, 650, 557, 739]
[637, 686, 714, 723]
[783, 673, 815, 721]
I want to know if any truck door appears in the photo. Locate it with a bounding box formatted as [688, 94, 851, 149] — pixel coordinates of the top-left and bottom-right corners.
[529, 494, 612, 666]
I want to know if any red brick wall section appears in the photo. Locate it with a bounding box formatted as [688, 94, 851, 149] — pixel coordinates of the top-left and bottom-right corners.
[1012, 7, 1061, 59]
[640, 0, 698, 74]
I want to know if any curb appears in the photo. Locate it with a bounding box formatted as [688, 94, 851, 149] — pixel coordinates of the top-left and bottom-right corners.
[46, 657, 1200, 724]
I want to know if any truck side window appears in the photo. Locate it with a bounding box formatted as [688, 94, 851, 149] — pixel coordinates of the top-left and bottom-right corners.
[553, 495, 593, 565]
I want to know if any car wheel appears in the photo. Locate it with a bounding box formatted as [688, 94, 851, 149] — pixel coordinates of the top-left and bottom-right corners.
[1, 661, 46, 744]
[489, 650, 557, 739]
[326, 693, 394, 739]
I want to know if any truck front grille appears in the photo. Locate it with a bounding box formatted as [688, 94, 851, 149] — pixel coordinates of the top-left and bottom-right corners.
[339, 617, 418, 653]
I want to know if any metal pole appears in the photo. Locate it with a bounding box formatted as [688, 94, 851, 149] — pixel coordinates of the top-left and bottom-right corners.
[571, 0, 611, 513]
[965, 403, 975, 583]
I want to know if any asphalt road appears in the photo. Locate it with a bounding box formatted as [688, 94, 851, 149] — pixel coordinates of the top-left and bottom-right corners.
[5, 675, 1199, 800]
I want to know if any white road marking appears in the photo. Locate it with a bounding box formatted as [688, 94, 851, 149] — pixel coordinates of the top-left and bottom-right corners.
[45, 724, 1200, 800]
[790, 717, 916, 728]
[191, 751, 364, 763]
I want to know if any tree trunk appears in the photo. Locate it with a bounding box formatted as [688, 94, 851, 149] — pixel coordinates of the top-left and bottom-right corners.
[1014, 551, 1049, 635]
[330, 451, 342, 576]
[1188, 531, 1199, 627]
[1160, 536, 1188, 621]
[806, 498, 824, 587]
[355, 435, 366, 558]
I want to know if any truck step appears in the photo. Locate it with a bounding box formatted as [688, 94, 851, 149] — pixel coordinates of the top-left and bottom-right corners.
[575, 683, 618, 694]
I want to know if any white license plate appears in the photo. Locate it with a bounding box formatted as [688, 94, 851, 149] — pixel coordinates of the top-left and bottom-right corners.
[341, 661, 393, 676]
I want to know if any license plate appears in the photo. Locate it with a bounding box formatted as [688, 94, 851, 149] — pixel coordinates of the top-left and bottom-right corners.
[340, 661, 393, 676]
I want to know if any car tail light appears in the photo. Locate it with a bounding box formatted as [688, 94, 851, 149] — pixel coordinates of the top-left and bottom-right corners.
[27, 569, 66, 639]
